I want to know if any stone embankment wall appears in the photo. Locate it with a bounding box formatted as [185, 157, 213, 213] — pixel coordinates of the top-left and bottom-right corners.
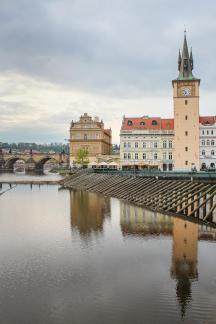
[62, 172, 216, 225]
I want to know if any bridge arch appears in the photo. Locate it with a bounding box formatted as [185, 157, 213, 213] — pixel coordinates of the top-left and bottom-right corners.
[35, 157, 59, 170]
[5, 157, 26, 169]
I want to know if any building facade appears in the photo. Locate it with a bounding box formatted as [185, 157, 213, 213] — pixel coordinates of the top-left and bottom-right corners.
[120, 116, 174, 170]
[200, 116, 216, 169]
[69, 113, 112, 165]
[173, 32, 200, 170]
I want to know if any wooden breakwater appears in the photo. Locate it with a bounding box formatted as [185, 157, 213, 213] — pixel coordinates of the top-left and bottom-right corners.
[62, 172, 216, 225]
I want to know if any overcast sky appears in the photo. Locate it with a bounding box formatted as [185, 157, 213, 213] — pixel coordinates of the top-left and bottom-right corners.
[0, 0, 215, 144]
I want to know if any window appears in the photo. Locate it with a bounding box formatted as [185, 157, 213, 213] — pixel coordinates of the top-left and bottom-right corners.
[143, 153, 146, 160]
[154, 142, 158, 148]
[202, 130, 204, 135]
[154, 153, 158, 160]
[207, 130, 209, 135]
[163, 140, 167, 148]
[169, 140, 172, 148]
[124, 153, 127, 159]
[140, 121, 145, 126]
[169, 152, 172, 160]
[128, 142, 131, 148]
[163, 152, 166, 160]
[127, 120, 133, 126]
[152, 120, 157, 126]
[202, 150, 205, 156]
[143, 142, 146, 148]
[185, 147, 188, 152]
[84, 134, 87, 140]
[185, 131, 188, 136]
[135, 153, 138, 159]
[207, 140, 210, 145]
[211, 140, 215, 146]
[123, 142, 127, 148]
[202, 140, 205, 146]
[185, 161, 188, 165]
[185, 115, 188, 120]
[135, 142, 138, 148]
[128, 153, 131, 159]
[211, 130, 214, 135]
[185, 100, 188, 105]
[211, 150, 215, 156]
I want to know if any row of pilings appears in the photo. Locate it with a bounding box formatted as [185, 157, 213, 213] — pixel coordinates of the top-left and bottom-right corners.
[61, 171, 216, 225]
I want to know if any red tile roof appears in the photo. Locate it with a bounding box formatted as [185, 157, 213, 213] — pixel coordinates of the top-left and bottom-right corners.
[199, 116, 216, 125]
[121, 117, 174, 131]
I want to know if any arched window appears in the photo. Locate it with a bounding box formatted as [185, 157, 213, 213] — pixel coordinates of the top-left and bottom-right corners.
[202, 140, 205, 146]
[152, 120, 157, 126]
[154, 142, 158, 148]
[128, 153, 131, 159]
[124, 153, 127, 159]
[163, 140, 167, 149]
[207, 140, 210, 145]
[127, 120, 133, 126]
[211, 150, 215, 156]
[202, 150, 205, 156]
[169, 140, 172, 148]
[143, 153, 146, 160]
[210, 163, 215, 168]
[84, 134, 87, 140]
[135, 142, 138, 148]
[211, 140, 214, 146]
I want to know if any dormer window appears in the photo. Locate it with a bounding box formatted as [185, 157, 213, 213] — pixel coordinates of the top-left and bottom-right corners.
[127, 120, 133, 126]
[152, 120, 157, 126]
[140, 121, 145, 126]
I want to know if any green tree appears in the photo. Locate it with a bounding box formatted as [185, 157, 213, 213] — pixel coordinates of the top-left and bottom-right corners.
[75, 148, 89, 166]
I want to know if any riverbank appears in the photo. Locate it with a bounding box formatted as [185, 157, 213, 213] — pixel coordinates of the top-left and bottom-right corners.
[62, 172, 216, 226]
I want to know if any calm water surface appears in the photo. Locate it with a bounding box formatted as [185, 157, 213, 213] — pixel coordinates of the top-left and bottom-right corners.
[0, 182, 216, 324]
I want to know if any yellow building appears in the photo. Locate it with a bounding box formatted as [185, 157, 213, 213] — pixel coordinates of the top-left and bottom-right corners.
[173, 32, 200, 170]
[69, 113, 112, 165]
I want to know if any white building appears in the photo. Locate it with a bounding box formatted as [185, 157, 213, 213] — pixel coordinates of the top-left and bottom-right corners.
[200, 116, 216, 169]
[120, 117, 174, 171]
[120, 115, 216, 171]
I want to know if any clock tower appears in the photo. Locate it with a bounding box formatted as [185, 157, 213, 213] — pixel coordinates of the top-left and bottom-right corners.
[173, 32, 200, 170]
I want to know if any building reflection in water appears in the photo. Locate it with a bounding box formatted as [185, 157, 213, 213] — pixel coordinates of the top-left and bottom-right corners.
[120, 202, 173, 237]
[120, 201, 216, 319]
[70, 190, 110, 241]
[171, 218, 198, 319]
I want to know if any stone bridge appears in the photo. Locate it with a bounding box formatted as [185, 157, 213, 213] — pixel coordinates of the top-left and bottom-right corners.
[0, 151, 69, 170]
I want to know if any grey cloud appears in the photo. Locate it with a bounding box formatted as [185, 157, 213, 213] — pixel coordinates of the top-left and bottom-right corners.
[0, 0, 215, 96]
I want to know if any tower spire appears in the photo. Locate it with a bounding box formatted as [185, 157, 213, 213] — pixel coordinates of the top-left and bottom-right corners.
[177, 32, 196, 80]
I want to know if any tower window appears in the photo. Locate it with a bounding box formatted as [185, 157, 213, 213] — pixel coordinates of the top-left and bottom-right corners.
[185, 100, 188, 105]
[185, 161, 188, 165]
[185, 131, 188, 136]
[185, 115, 188, 120]
[185, 147, 188, 152]
[127, 120, 133, 126]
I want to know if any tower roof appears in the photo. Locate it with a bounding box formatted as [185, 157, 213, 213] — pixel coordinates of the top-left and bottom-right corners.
[176, 32, 199, 81]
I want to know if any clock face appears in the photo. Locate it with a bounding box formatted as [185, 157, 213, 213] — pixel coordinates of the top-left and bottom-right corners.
[181, 87, 191, 97]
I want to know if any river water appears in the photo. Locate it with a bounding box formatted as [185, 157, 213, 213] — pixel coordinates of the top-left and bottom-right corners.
[0, 178, 216, 324]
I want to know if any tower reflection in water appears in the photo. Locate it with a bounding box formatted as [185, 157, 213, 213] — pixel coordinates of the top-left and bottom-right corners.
[70, 190, 110, 241]
[120, 201, 216, 319]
